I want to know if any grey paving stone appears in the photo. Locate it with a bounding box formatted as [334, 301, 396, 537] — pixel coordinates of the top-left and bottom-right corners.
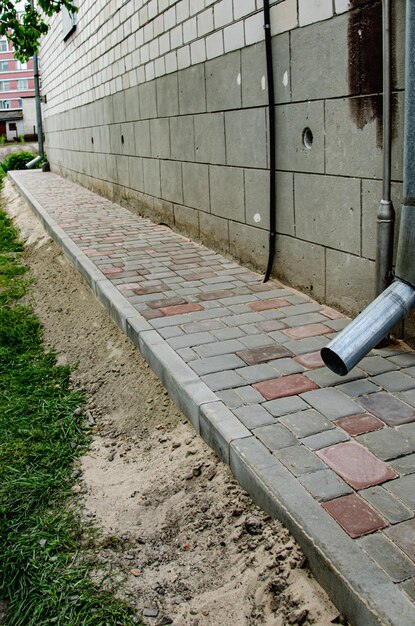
[194, 339, 245, 358]
[283, 313, 329, 328]
[229, 304, 252, 314]
[398, 388, 415, 410]
[253, 423, 298, 451]
[235, 405, 276, 429]
[212, 327, 245, 340]
[301, 388, 362, 420]
[268, 330, 292, 344]
[356, 428, 415, 461]
[305, 367, 366, 388]
[237, 334, 275, 349]
[301, 427, 350, 450]
[236, 364, 280, 384]
[240, 323, 263, 335]
[359, 392, 415, 426]
[277, 303, 322, 316]
[256, 288, 292, 299]
[385, 475, 415, 510]
[360, 486, 413, 524]
[168, 331, 216, 349]
[216, 389, 244, 409]
[201, 370, 246, 391]
[190, 354, 245, 375]
[399, 577, 415, 602]
[284, 336, 329, 356]
[158, 326, 184, 339]
[236, 385, 264, 404]
[390, 454, 415, 475]
[325, 318, 350, 331]
[299, 468, 353, 502]
[336, 379, 380, 397]
[402, 366, 415, 379]
[389, 353, 415, 367]
[370, 371, 415, 393]
[279, 409, 333, 439]
[263, 396, 309, 417]
[225, 312, 265, 326]
[397, 422, 415, 444]
[269, 357, 305, 376]
[177, 347, 198, 362]
[358, 534, 415, 583]
[359, 356, 400, 376]
[200, 401, 251, 464]
[274, 445, 326, 476]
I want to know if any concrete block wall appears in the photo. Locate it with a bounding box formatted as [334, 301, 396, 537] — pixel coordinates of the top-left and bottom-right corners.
[42, 0, 410, 335]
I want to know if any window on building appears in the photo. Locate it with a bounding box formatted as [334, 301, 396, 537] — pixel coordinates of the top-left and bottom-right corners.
[17, 99, 22, 108]
[0, 100, 10, 109]
[0, 61, 9, 71]
[0, 81, 10, 92]
[62, 3, 77, 40]
[16, 60, 27, 70]
[0, 39, 7, 52]
[17, 79, 28, 90]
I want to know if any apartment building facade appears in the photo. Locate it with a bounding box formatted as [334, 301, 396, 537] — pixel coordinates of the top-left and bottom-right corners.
[38, 0, 410, 337]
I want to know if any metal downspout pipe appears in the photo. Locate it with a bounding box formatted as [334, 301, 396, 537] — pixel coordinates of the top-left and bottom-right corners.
[376, 0, 395, 296]
[321, 0, 415, 375]
[27, 1, 44, 169]
[263, 0, 277, 283]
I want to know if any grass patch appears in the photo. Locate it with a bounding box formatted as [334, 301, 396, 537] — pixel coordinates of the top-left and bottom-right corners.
[0, 202, 137, 624]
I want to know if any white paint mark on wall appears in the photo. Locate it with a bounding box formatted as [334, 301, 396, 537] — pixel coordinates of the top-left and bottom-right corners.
[283, 71, 289, 87]
[254, 213, 261, 223]
[237, 73, 241, 85]
[261, 75, 266, 91]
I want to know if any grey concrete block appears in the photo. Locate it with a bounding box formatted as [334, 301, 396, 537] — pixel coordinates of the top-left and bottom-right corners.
[206, 50, 241, 111]
[357, 429, 415, 461]
[139, 80, 158, 119]
[291, 13, 349, 101]
[200, 212, 230, 253]
[156, 73, 179, 117]
[194, 339, 245, 358]
[173, 204, 200, 240]
[359, 356, 400, 376]
[276, 101, 325, 174]
[179, 64, 206, 114]
[194, 113, 226, 164]
[225, 108, 267, 168]
[241, 35, 290, 108]
[152, 197, 175, 227]
[143, 158, 161, 197]
[210, 165, 244, 221]
[201, 369, 246, 391]
[305, 367, 366, 388]
[95, 279, 142, 333]
[229, 221, 268, 270]
[190, 353, 245, 375]
[253, 423, 298, 450]
[389, 454, 415, 476]
[336, 379, 380, 398]
[109, 123, 123, 155]
[170, 116, 195, 161]
[112, 90, 126, 123]
[299, 468, 353, 502]
[160, 160, 183, 204]
[358, 534, 415, 583]
[236, 364, 279, 384]
[245, 169, 294, 235]
[284, 336, 328, 356]
[370, 371, 415, 393]
[360, 486, 413, 525]
[168, 331, 215, 350]
[301, 427, 350, 450]
[273, 235, 326, 303]
[199, 401, 251, 464]
[150, 118, 170, 158]
[294, 174, 361, 255]
[301, 388, 362, 420]
[361, 180, 402, 261]
[235, 405, 276, 429]
[124, 85, 140, 122]
[116, 155, 131, 188]
[128, 156, 144, 192]
[120, 122, 136, 156]
[134, 120, 151, 157]
[325, 250, 376, 317]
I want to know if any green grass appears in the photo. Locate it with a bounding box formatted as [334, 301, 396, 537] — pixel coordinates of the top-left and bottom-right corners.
[0, 204, 137, 625]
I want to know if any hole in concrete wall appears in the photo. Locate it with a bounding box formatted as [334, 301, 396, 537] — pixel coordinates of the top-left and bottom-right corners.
[302, 127, 313, 150]
[91, 137, 94, 144]
[121, 135, 124, 144]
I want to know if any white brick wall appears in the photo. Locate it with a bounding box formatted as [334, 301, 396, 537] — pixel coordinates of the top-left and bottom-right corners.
[40, 0, 352, 117]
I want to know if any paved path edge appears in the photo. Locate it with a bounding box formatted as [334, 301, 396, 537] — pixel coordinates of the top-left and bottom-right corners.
[9, 170, 415, 626]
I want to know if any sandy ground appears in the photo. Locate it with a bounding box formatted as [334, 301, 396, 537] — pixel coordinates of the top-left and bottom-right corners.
[3, 178, 345, 626]
[0, 142, 37, 160]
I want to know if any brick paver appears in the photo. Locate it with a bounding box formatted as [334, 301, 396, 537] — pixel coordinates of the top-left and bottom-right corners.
[11, 171, 415, 618]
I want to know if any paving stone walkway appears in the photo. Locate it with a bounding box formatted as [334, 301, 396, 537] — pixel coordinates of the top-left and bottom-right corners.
[10, 170, 415, 626]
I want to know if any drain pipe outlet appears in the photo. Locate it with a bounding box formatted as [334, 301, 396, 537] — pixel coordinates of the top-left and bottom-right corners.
[321, 0, 415, 375]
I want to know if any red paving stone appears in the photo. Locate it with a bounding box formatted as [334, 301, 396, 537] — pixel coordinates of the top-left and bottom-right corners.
[320, 307, 346, 320]
[384, 518, 415, 562]
[142, 309, 165, 320]
[198, 290, 238, 301]
[133, 284, 167, 295]
[253, 374, 319, 400]
[317, 442, 398, 490]
[181, 320, 225, 334]
[101, 267, 124, 275]
[282, 323, 332, 340]
[293, 351, 325, 370]
[322, 494, 388, 538]
[160, 303, 204, 316]
[335, 413, 385, 436]
[359, 392, 415, 426]
[236, 344, 292, 365]
[249, 298, 290, 311]
[148, 297, 188, 309]
[256, 320, 287, 332]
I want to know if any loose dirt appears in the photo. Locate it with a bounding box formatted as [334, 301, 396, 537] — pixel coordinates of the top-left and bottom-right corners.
[3, 178, 342, 626]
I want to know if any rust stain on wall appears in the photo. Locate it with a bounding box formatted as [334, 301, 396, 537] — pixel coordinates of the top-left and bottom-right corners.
[348, 0, 383, 146]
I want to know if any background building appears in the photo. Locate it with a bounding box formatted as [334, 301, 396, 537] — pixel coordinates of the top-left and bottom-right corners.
[38, 0, 411, 339]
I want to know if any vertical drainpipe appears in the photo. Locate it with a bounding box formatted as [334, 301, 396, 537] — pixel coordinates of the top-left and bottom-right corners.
[27, 0, 44, 168]
[263, 0, 277, 283]
[375, 0, 395, 296]
[321, 0, 415, 375]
